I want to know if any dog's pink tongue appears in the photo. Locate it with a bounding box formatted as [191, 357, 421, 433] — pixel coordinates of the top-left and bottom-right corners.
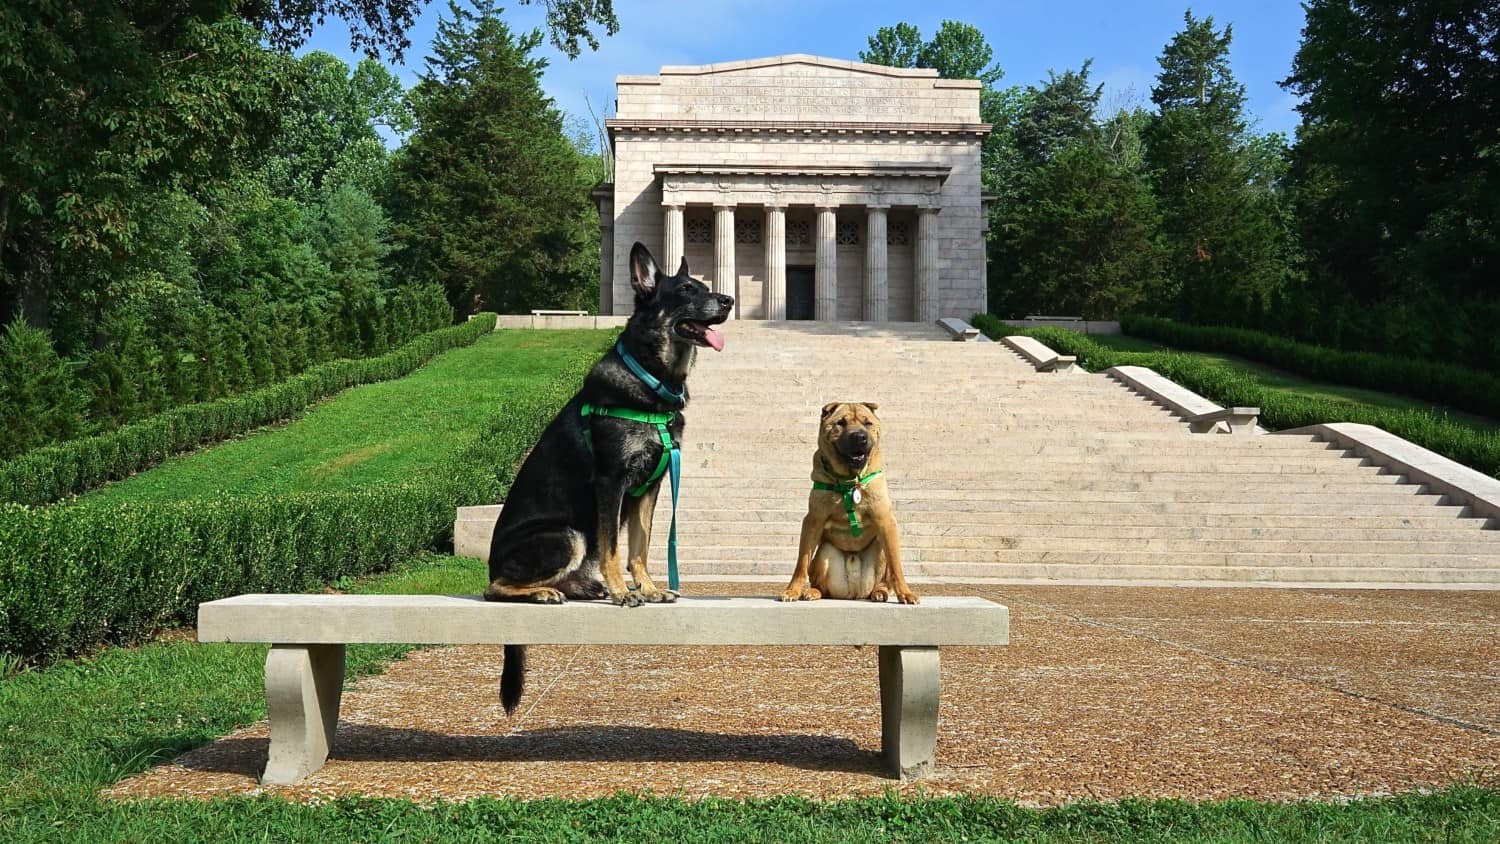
[704, 326, 725, 351]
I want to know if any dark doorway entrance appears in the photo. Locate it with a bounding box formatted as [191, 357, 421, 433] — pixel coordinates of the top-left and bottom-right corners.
[786, 266, 815, 320]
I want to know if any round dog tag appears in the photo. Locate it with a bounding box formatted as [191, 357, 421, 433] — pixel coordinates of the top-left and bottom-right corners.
[851, 487, 863, 504]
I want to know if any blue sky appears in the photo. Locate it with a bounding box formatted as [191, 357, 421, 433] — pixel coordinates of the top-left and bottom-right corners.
[306, 0, 1310, 145]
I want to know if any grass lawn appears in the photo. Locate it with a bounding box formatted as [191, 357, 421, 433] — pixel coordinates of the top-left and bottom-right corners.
[84, 328, 618, 503]
[1087, 333, 1499, 431]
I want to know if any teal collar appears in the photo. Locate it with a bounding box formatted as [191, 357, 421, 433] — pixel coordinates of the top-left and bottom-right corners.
[616, 340, 685, 405]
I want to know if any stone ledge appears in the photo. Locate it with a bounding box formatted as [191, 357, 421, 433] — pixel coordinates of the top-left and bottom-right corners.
[1003, 335, 1076, 373]
[936, 317, 981, 341]
[197, 594, 1009, 647]
[1106, 366, 1261, 435]
[493, 314, 628, 329]
[1280, 422, 1500, 527]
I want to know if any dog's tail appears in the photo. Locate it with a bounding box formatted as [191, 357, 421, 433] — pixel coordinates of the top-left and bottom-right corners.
[500, 644, 527, 714]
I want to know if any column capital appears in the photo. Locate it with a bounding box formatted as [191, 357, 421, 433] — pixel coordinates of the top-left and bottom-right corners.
[918, 204, 942, 215]
[866, 200, 891, 212]
[713, 201, 736, 212]
[815, 202, 839, 212]
[662, 201, 685, 211]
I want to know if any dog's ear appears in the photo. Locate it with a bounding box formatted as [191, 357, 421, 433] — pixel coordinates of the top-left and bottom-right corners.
[630, 242, 659, 295]
[821, 402, 842, 419]
[676, 256, 690, 278]
[862, 402, 880, 414]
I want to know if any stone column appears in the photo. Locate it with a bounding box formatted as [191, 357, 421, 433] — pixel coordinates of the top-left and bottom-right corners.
[864, 205, 888, 322]
[663, 204, 685, 273]
[815, 205, 838, 321]
[713, 203, 737, 319]
[916, 207, 940, 323]
[764, 204, 786, 320]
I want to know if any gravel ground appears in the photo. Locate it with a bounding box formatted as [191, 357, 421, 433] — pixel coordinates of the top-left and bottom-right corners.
[107, 582, 1500, 805]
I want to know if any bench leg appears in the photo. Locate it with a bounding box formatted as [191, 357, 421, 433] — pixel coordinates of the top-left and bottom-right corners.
[263, 643, 345, 785]
[878, 645, 940, 779]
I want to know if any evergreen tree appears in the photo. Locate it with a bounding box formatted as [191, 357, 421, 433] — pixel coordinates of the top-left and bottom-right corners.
[314, 185, 394, 298]
[992, 66, 1165, 318]
[390, 0, 599, 315]
[1014, 64, 1102, 165]
[0, 319, 87, 459]
[1146, 12, 1293, 323]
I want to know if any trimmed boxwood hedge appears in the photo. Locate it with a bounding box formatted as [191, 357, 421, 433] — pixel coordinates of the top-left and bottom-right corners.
[0, 339, 600, 663]
[972, 313, 1500, 479]
[1122, 314, 1500, 420]
[0, 315, 498, 507]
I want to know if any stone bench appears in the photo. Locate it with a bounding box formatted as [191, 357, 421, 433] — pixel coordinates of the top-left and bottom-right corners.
[197, 594, 1009, 784]
[529, 309, 589, 317]
[1107, 365, 1260, 435]
[1002, 335, 1077, 373]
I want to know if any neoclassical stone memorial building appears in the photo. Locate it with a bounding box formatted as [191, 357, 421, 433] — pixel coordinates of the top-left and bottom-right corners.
[594, 55, 991, 321]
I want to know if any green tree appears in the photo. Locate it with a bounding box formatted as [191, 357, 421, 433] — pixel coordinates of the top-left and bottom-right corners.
[261, 52, 411, 204]
[314, 185, 394, 296]
[991, 66, 1165, 318]
[1284, 0, 1498, 366]
[0, 319, 86, 459]
[1145, 11, 1293, 323]
[248, 0, 618, 59]
[0, 4, 290, 334]
[1014, 64, 1102, 165]
[391, 0, 598, 315]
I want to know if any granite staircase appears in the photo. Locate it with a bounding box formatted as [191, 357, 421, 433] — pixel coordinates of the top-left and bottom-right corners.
[664, 320, 1500, 588]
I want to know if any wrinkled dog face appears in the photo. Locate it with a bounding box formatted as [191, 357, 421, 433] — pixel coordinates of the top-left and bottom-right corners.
[630, 243, 734, 351]
[819, 402, 881, 472]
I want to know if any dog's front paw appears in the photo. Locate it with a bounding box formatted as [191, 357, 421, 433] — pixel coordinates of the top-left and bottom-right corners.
[868, 587, 889, 603]
[640, 587, 679, 603]
[534, 587, 566, 604]
[611, 590, 646, 608]
[780, 583, 814, 602]
[895, 589, 920, 605]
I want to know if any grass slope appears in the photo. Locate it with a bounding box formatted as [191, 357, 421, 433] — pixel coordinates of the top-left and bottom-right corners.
[86, 329, 618, 502]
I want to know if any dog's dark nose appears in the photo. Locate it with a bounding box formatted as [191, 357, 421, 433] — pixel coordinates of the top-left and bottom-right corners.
[716, 294, 734, 309]
[849, 429, 869, 448]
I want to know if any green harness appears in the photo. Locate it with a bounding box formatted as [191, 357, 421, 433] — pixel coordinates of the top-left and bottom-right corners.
[812, 463, 884, 538]
[580, 403, 675, 496]
[579, 402, 681, 589]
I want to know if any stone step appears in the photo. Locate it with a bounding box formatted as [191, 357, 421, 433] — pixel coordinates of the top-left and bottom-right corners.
[677, 487, 1443, 505]
[672, 500, 1467, 517]
[673, 476, 1417, 492]
[681, 462, 1401, 477]
[671, 521, 1499, 542]
[660, 508, 1484, 529]
[670, 544, 1500, 565]
[669, 535, 1500, 556]
[676, 560, 1500, 587]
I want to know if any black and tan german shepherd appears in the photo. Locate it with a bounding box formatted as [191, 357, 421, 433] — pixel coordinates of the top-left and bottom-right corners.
[484, 241, 732, 713]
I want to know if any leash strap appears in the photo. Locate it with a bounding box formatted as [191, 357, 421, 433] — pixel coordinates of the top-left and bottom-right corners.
[812, 468, 884, 538]
[580, 403, 681, 591]
[615, 341, 685, 405]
